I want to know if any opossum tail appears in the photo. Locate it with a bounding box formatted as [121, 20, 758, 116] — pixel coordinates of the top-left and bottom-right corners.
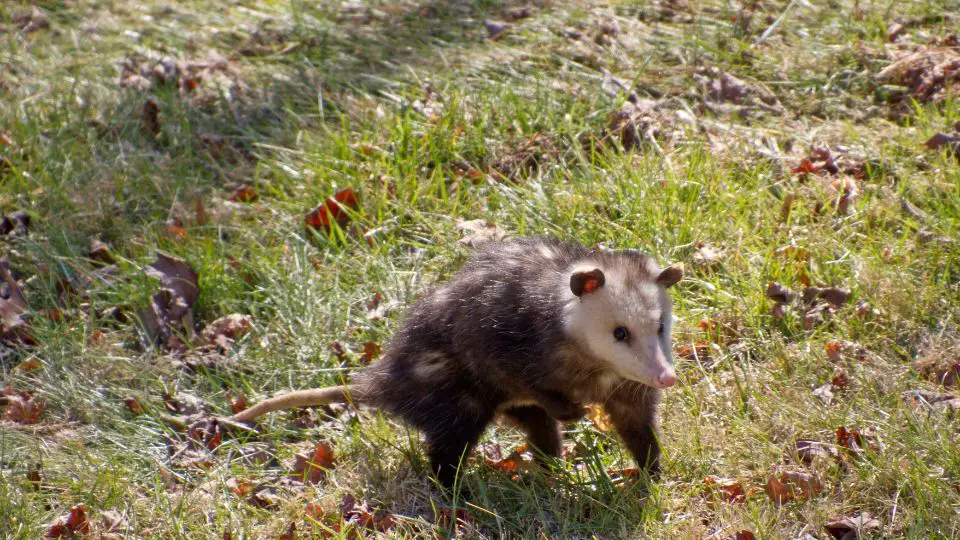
[231, 385, 360, 423]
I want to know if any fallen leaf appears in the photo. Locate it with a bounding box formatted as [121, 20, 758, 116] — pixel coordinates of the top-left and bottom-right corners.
[124, 397, 145, 415]
[329, 341, 348, 358]
[14, 357, 41, 372]
[229, 185, 259, 203]
[836, 426, 879, 454]
[226, 477, 254, 498]
[0, 211, 31, 236]
[457, 219, 508, 247]
[909, 390, 960, 412]
[813, 384, 834, 405]
[339, 494, 396, 532]
[142, 97, 161, 136]
[725, 532, 756, 540]
[586, 404, 613, 431]
[764, 470, 824, 504]
[877, 47, 960, 104]
[45, 504, 91, 538]
[3, 389, 44, 424]
[290, 441, 336, 484]
[692, 243, 724, 271]
[825, 341, 843, 361]
[99, 510, 129, 538]
[831, 369, 849, 391]
[138, 253, 199, 349]
[825, 512, 881, 539]
[803, 287, 851, 307]
[676, 341, 711, 360]
[794, 439, 840, 465]
[361, 341, 381, 363]
[435, 507, 475, 530]
[704, 475, 746, 503]
[227, 393, 248, 414]
[765, 282, 795, 304]
[305, 187, 359, 232]
[201, 313, 253, 349]
[484, 20, 512, 40]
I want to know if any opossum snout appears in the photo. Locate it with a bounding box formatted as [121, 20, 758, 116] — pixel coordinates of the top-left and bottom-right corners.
[654, 368, 677, 388]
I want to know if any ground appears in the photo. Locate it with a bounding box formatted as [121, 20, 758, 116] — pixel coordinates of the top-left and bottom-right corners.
[1, 0, 959, 537]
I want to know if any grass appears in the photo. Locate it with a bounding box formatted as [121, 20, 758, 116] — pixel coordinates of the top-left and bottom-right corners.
[2, 0, 959, 537]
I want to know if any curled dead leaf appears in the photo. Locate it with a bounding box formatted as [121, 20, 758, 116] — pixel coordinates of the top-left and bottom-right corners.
[45, 504, 91, 538]
[704, 475, 746, 503]
[290, 441, 336, 484]
[764, 470, 824, 504]
[361, 341, 381, 364]
[457, 219, 508, 247]
[765, 282, 795, 304]
[305, 187, 359, 232]
[3, 389, 44, 424]
[825, 512, 881, 539]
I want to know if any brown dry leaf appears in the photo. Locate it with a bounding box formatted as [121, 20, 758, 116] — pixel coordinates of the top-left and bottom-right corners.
[825, 341, 843, 361]
[794, 439, 840, 465]
[0, 264, 30, 343]
[201, 313, 253, 349]
[909, 390, 960, 413]
[457, 219, 508, 247]
[27, 463, 43, 491]
[825, 512, 881, 539]
[99, 510, 129, 539]
[803, 287, 851, 307]
[14, 357, 41, 372]
[361, 341, 381, 364]
[226, 477, 254, 498]
[831, 177, 859, 214]
[138, 253, 199, 349]
[925, 132, 960, 158]
[142, 97, 161, 136]
[676, 341, 711, 361]
[124, 397, 145, 415]
[836, 426, 878, 454]
[3, 389, 44, 424]
[764, 470, 824, 504]
[0, 211, 30, 236]
[305, 187, 359, 233]
[692, 243, 724, 271]
[586, 404, 613, 431]
[765, 282, 795, 304]
[484, 20, 512, 40]
[831, 369, 849, 391]
[290, 441, 336, 484]
[339, 494, 396, 533]
[704, 475, 746, 503]
[228, 185, 259, 203]
[877, 46, 960, 104]
[725, 532, 756, 540]
[45, 504, 91, 538]
[329, 341, 348, 358]
[435, 507, 475, 531]
[88, 237, 115, 264]
[227, 392, 248, 415]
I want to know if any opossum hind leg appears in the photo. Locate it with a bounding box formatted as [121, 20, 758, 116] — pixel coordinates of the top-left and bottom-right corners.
[424, 410, 493, 489]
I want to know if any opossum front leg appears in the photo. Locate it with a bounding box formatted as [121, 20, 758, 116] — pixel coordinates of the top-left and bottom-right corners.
[526, 387, 585, 422]
[502, 405, 563, 460]
[603, 387, 662, 478]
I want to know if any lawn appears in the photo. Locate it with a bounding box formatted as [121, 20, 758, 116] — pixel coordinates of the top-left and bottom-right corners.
[1, 0, 959, 537]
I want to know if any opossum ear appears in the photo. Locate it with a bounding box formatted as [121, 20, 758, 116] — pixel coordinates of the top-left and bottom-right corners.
[570, 268, 605, 297]
[656, 263, 684, 288]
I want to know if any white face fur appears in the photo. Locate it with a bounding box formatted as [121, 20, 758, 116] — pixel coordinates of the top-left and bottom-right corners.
[562, 261, 681, 389]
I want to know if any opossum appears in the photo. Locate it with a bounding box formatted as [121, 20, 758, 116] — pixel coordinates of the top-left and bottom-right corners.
[233, 237, 683, 487]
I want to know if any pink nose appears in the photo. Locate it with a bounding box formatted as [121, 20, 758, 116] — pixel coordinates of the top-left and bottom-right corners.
[656, 370, 677, 388]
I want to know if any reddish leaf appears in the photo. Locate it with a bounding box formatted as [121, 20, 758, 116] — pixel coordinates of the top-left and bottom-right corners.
[305, 187, 359, 232]
[290, 441, 336, 484]
[4, 390, 44, 424]
[836, 426, 878, 454]
[704, 475, 746, 503]
[831, 369, 849, 391]
[726, 532, 756, 540]
[764, 470, 823, 504]
[825, 341, 843, 361]
[361, 341, 381, 364]
[676, 341, 711, 360]
[45, 504, 91, 538]
[124, 397, 145, 415]
[229, 185, 259, 203]
[226, 477, 254, 497]
[227, 392, 248, 414]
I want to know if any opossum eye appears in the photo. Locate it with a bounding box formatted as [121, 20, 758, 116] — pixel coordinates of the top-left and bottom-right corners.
[657, 321, 665, 336]
[613, 326, 630, 342]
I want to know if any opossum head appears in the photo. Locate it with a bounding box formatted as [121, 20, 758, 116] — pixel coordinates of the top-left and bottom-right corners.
[563, 254, 683, 389]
